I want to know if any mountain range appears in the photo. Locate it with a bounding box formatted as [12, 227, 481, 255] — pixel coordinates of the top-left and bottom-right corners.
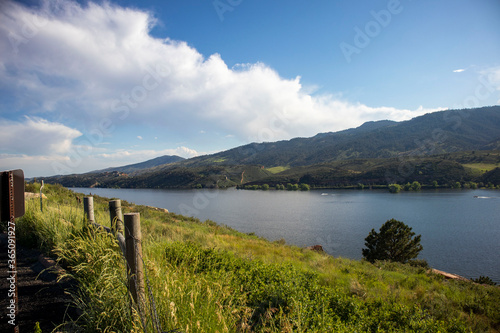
[41, 105, 500, 189]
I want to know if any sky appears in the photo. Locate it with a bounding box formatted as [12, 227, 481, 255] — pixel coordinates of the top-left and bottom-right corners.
[1, 0, 499, 177]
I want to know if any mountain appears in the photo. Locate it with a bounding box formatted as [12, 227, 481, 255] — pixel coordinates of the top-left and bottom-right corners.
[95, 155, 184, 174]
[180, 106, 500, 168]
[42, 106, 500, 189]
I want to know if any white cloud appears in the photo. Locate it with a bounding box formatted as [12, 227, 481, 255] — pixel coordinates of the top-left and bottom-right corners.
[453, 69, 466, 73]
[1, 0, 455, 177]
[0, 144, 202, 177]
[478, 66, 500, 104]
[0, 0, 440, 145]
[0, 117, 82, 155]
[0, 154, 70, 178]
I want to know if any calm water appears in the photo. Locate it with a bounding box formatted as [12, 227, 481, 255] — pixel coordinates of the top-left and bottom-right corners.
[70, 187, 500, 283]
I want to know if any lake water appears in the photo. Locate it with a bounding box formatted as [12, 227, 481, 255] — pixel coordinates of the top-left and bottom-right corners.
[70, 187, 500, 283]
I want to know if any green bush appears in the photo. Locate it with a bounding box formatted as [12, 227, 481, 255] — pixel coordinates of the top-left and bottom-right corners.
[471, 276, 497, 286]
[362, 219, 423, 263]
[388, 183, 401, 193]
[299, 183, 310, 191]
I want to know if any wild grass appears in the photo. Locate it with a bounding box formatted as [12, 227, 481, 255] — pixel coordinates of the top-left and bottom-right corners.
[462, 163, 499, 174]
[15, 183, 500, 332]
[266, 166, 290, 174]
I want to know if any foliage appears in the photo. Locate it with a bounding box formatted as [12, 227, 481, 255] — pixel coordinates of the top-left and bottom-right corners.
[15, 184, 500, 332]
[55, 227, 138, 332]
[362, 219, 423, 263]
[388, 183, 401, 193]
[299, 183, 310, 191]
[411, 181, 422, 191]
[471, 276, 497, 286]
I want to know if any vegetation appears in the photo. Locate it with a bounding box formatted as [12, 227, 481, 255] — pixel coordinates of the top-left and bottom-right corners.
[388, 184, 401, 193]
[471, 276, 497, 286]
[362, 219, 423, 264]
[14, 183, 500, 332]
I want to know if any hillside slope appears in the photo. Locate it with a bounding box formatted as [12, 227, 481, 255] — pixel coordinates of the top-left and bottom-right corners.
[42, 106, 500, 189]
[94, 155, 184, 174]
[182, 106, 500, 168]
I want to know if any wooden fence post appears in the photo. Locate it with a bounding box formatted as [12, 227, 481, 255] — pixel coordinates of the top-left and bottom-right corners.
[39, 180, 44, 212]
[83, 197, 94, 224]
[124, 213, 146, 313]
[109, 200, 123, 234]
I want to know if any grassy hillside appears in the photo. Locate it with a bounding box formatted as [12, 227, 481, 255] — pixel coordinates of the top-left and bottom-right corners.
[243, 150, 500, 188]
[42, 150, 500, 189]
[10, 183, 500, 332]
[96, 155, 185, 174]
[179, 106, 500, 168]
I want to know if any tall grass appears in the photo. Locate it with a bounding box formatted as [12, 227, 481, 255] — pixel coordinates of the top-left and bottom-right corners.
[15, 183, 500, 332]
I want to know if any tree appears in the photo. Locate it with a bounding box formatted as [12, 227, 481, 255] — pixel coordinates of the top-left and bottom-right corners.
[362, 219, 423, 263]
[299, 183, 310, 191]
[388, 184, 401, 193]
[411, 181, 421, 191]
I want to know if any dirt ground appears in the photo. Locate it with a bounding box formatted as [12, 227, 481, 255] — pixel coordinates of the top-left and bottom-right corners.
[0, 233, 78, 332]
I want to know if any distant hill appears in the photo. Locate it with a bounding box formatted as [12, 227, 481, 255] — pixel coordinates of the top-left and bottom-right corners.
[180, 106, 500, 168]
[94, 155, 184, 174]
[42, 106, 500, 189]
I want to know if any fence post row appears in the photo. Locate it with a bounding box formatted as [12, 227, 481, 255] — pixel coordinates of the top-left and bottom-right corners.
[83, 197, 146, 317]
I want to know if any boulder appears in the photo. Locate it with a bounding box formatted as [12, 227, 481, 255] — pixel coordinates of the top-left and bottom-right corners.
[305, 245, 324, 252]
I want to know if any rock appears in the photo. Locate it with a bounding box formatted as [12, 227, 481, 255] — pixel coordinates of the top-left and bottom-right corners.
[431, 268, 469, 282]
[146, 205, 169, 213]
[24, 192, 47, 199]
[305, 245, 324, 252]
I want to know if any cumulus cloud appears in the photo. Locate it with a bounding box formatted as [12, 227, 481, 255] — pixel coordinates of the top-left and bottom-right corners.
[453, 69, 466, 73]
[0, 117, 82, 155]
[0, 0, 438, 145]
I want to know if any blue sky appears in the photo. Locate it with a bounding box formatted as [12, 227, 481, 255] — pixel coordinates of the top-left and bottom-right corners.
[1, 0, 499, 177]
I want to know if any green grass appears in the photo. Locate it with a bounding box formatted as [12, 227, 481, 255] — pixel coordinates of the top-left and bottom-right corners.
[15, 183, 500, 332]
[209, 157, 227, 163]
[266, 166, 290, 174]
[462, 163, 499, 174]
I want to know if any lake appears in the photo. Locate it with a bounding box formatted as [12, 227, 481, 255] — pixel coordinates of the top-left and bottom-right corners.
[70, 187, 500, 283]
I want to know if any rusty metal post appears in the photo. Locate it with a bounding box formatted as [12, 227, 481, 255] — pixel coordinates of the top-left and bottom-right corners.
[1, 169, 25, 333]
[8, 172, 19, 333]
